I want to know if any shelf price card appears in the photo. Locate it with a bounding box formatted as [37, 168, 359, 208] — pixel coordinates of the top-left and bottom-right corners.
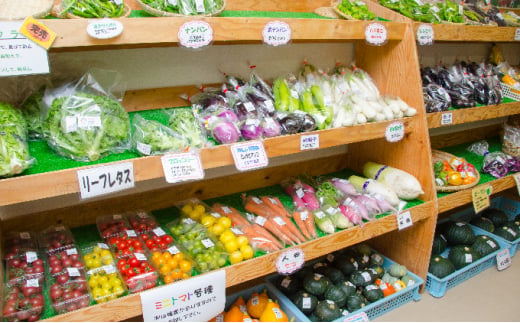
[0, 21, 49, 76]
[178, 21, 213, 49]
[77, 162, 134, 199]
[416, 24, 434, 46]
[161, 152, 204, 183]
[231, 141, 268, 171]
[141, 269, 225, 322]
[365, 23, 387, 46]
[471, 184, 492, 214]
[262, 21, 292, 46]
[276, 248, 305, 275]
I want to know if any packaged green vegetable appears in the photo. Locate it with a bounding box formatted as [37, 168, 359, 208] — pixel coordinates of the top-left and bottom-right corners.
[61, 0, 127, 18]
[164, 107, 207, 149]
[21, 89, 45, 140]
[131, 114, 189, 156]
[0, 102, 35, 177]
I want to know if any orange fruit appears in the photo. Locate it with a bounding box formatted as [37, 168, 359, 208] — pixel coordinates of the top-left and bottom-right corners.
[232, 296, 247, 313]
[224, 305, 243, 322]
[173, 252, 184, 262]
[159, 264, 171, 276]
[164, 275, 175, 284]
[168, 259, 179, 269]
[179, 260, 192, 273]
[246, 292, 268, 319]
[259, 300, 288, 322]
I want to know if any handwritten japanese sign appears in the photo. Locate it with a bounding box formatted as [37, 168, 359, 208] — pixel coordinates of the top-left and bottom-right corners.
[87, 19, 123, 39]
[262, 21, 291, 46]
[385, 121, 405, 142]
[161, 152, 204, 183]
[365, 23, 387, 46]
[141, 269, 225, 322]
[231, 141, 268, 171]
[417, 24, 434, 46]
[178, 21, 213, 49]
[77, 162, 135, 199]
[0, 21, 49, 76]
[276, 248, 305, 275]
[496, 249, 512, 271]
[397, 210, 413, 230]
[300, 134, 319, 150]
[440, 112, 453, 126]
[472, 184, 492, 214]
[20, 16, 56, 49]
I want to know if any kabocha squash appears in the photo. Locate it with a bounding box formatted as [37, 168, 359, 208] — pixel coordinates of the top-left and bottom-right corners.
[507, 220, 520, 235]
[448, 245, 480, 269]
[324, 284, 347, 308]
[350, 270, 375, 287]
[493, 225, 518, 241]
[470, 217, 495, 233]
[336, 280, 358, 297]
[375, 278, 395, 297]
[472, 235, 500, 257]
[432, 233, 448, 254]
[346, 294, 366, 312]
[388, 264, 407, 278]
[293, 291, 318, 315]
[321, 266, 346, 285]
[443, 221, 476, 245]
[362, 284, 384, 303]
[303, 273, 329, 297]
[276, 275, 302, 295]
[334, 257, 360, 276]
[315, 300, 342, 322]
[400, 274, 416, 287]
[480, 208, 509, 227]
[429, 256, 456, 278]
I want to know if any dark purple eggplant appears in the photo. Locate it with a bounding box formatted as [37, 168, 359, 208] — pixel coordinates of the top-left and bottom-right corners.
[277, 113, 301, 135]
[246, 92, 276, 117]
[300, 113, 317, 132]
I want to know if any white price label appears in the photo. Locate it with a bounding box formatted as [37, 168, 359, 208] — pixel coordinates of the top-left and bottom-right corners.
[496, 249, 512, 271]
[231, 141, 268, 171]
[262, 21, 291, 46]
[113, 214, 122, 220]
[87, 19, 123, 40]
[77, 162, 135, 199]
[302, 297, 312, 309]
[315, 211, 326, 219]
[230, 227, 243, 235]
[515, 28, 520, 41]
[135, 253, 147, 261]
[136, 142, 152, 156]
[273, 216, 286, 226]
[417, 24, 434, 45]
[441, 112, 453, 126]
[141, 269, 225, 322]
[276, 248, 304, 275]
[153, 227, 166, 237]
[67, 268, 81, 277]
[365, 23, 387, 46]
[178, 21, 213, 49]
[0, 21, 49, 76]
[66, 248, 78, 255]
[26, 251, 38, 263]
[397, 211, 413, 230]
[201, 239, 215, 248]
[97, 243, 109, 249]
[161, 152, 204, 184]
[103, 265, 116, 274]
[385, 121, 405, 142]
[300, 134, 319, 150]
[77, 115, 102, 129]
[126, 230, 137, 237]
[300, 210, 309, 221]
[167, 246, 180, 255]
[255, 216, 267, 226]
[26, 279, 39, 288]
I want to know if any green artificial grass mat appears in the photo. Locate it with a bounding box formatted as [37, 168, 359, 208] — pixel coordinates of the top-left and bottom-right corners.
[436, 136, 509, 199]
[129, 9, 331, 19]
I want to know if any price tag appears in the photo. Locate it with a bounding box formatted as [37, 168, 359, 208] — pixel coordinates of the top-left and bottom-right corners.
[77, 162, 135, 199]
[496, 249, 512, 271]
[161, 152, 204, 184]
[113, 214, 122, 220]
[66, 248, 78, 255]
[67, 268, 81, 277]
[103, 265, 116, 274]
[515, 28, 520, 41]
[19, 16, 56, 49]
[87, 18, 123, 40]
[26, 251, 38, 263]
[230, 227, 244, 235]
[231, 141, 268, 171]
[276, 248, 305, 275]
[344, 312, 369, 322]
[300, 134, 319, 150]
[201, 239, 215, 248]
[385, 121, 405, 142]
[141, 269, 225, 322]
[513, 172, 520, 196]
[365, 23, 387, 46]
[441, 112, 453, 126]
[135, 253, 147, 261]
[0, 21, 49, 76]
[97, 243, 109, 249]
[262, 21, 291, 46]
[397, 211, 413, 230]
[417, 24, 434, 46]
[126, 230, 137, 237]
[153, 227, 166, 237]
[178, 21, 213, 49]
[472, 185, 492, 214]
[167, 246, 180, 255]
[26, 279, 39, 288]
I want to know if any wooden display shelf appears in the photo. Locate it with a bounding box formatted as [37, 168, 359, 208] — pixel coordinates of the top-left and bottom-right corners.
[43, 17, 406, 50]
[413, 22, 520, 42]
[426, 101, 520, 129]
[41, 201, 432, 322]
[438, 175, 515, 213]
[0, 118, 415, 213]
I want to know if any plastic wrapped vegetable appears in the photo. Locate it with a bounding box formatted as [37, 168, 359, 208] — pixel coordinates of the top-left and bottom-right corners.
[165, 107, 207, 148]
[131, 114, 188, 156]
[0, 102, 35, 177]
[61, 0, 126, 18]
[21, 89, 45, 140]
[467, 140, 509, 178]
[423, 84, 451, 113]
[211, 119, 241, 144]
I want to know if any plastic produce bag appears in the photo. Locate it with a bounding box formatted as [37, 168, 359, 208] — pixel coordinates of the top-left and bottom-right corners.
[467, 140, 509, 178]
[165, 107, 207, 149]
[423, 84, 451, 112]
[0, 102, 35, 177]
[131, 114, 189, 156]
[20, 88, 45, 140]
[42, 70, 131, 162]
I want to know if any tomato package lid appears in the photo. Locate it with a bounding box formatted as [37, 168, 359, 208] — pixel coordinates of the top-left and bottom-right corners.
[175, 198, 212, 221]
[81, 242, 116, 271]
[2, 279, 46, 322]
[5, 252, 46, 286]
[47, 272, 91, 315]
[126, 210, 159, 234]
[140, 227, 177, 252]
[38, 225, 77, 256]
[3, 231, 39, 260]
[46, 247, 87, 279]
[106, 234, 149, 260]
[150, 244, 196, 283]
[96, 213, 132, 240]
[86, 264, 128, 304]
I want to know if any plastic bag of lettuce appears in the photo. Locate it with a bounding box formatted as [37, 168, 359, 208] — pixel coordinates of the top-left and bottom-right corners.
[42, 69, 131, 162]
[0, 102, 35, 177]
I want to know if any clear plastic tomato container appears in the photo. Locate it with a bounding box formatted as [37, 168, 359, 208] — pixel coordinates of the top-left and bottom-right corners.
[116, 251, 158, 294]
[47, 271, 91, 314]
[86, 264, 128, 304]
[5, 251, 45, 286]
[81, 242, 116, 271]
[126, 210, 159, 234]
[38, 225, 77, 257]
[175, 198, 212, 221]
[2, 279, 45, 322]
[46, 247, 86, 279]
[149, 244, 195, 284]
[96, 214, 132, 240]
[3, 231, 38, 261]
[139, 226, 177, 252]
[106, 233, 147, 260]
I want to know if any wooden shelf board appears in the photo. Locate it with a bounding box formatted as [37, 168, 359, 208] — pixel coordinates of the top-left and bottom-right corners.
[427, 101, 520, 129]
[41, 200, 433, 322]
[0, 118, 415, 210]
[438, 176, 515, 213]
[44, 17, 406, 50]
[414, 23, 520, 42]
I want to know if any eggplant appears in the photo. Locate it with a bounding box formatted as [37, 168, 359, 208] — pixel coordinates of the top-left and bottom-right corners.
[278, 113, 302, 135]
[300, 113, 317, 132]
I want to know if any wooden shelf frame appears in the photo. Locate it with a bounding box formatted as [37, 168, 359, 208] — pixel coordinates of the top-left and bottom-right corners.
[413, 23, 520, 42]
[41, 201, 433, 322]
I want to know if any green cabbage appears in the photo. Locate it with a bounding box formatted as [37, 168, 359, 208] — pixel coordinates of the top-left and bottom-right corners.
[43, 92, 131, 162]
[0, 102, 34, 177]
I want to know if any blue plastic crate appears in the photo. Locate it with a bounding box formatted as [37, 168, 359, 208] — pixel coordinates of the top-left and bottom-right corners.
[449, 196, 520, 257]
[225, 282, 303, 322]
[425, 224, 509, 298]
[267, 252, 424, 322]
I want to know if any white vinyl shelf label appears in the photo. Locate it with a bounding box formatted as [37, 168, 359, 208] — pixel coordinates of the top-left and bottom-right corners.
[77, 162, 134, 199]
